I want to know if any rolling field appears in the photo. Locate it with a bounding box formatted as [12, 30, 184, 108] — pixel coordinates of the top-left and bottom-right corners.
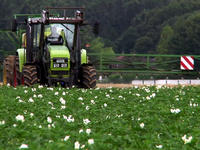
[0, 84, 200, 149]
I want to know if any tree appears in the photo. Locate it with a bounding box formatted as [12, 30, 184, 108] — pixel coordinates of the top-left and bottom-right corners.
[88, 37, 115, 54]
[156, 25, 174, 54]
[133, 36, 154, 53]
[168, 12, 200, 54]
[87, 37, 115, 67]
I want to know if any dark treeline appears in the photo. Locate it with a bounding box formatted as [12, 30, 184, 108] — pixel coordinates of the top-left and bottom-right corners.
[1, 0, 200, 56]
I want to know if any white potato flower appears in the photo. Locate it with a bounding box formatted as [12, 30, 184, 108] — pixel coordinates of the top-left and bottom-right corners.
[86, 129, 91, 135]
[38, 94, 43, 98]
[140, 123, 145, 128]
[64, 135, 70, 141]
[74, 141, 80, 149]
[88, 139, 94, 145]
[16, 96, 20, 99]
[62, 92, 66, 96]
[83, 119, 90, 125]
[79, 129, 84, 133]
[156, 145, 163, 149]
[30, 113, 34, 118]
[81, 144, 85, 149]
[48, 124, 51, 128]
[47, 87, 54, 91]
[146, 96, 151, 100]
[136, 93, 140, 97]
[86, 106, 90, 110]
[78, 97, 83, 101]
[106, 94, 110, 98]
[28, 97, 34, 103]
[16, 115, 25, 122]
[151, 93, 156, 98]
[63, 115, 68, 120]
[48, 101, 53, 105]
[67, 115, 74, 123]
[47, 117, 52, 123]
[59, 97, 66, 105]
[19, 144, 28, 149]
[182, 135, 193, 144]
[170, 108, 181, 114]
[52, 123, 55, 128]
[0, 120, 5, 125]
[61, 105, 66, 109]
[32, 88, 36, 92]
[91, 100, 95, 104]
[18, 99, 24, 103]
[38, 85, 43, 88]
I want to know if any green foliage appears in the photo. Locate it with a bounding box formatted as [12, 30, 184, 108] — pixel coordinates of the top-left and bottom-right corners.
[2, 0, 200, 55]
[168, 12, 200, 54]
[157, 25, 174, 54]
[107, 74, 123, 83]
[88, 38, 115, 65]
[107, 73, 136, 83]
[88, 37, 115, 55]
[1, 85, 200, 149]
[134, 36, 154, 53]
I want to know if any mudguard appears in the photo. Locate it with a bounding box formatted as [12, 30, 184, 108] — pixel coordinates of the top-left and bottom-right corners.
[17, 48, 26, 72]
[81, 49, 87, 64]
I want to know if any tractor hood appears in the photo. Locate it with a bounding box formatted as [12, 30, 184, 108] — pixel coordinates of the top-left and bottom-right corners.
[48, 45, 70, 73]
[48, 45, 70, 58]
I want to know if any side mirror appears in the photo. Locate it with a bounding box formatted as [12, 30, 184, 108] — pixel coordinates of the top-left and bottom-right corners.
[76, 10, 84, 19]
[11, 19, 17, 32]
[93, 22, 99, 37]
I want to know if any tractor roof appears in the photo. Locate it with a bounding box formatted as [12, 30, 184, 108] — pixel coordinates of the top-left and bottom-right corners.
[14, 7, 85, 25]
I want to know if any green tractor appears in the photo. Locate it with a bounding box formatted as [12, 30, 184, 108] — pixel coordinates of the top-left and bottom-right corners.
[3, 7, 96, 88]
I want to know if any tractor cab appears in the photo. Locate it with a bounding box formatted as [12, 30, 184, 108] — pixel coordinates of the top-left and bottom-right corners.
[44, 23, 75, 48]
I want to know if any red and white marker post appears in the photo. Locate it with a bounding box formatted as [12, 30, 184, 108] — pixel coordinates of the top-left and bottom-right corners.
[180, 56, 194, 70]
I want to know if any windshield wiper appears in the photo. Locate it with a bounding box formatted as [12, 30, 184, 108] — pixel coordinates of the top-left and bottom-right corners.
[61, 24, 74, 33]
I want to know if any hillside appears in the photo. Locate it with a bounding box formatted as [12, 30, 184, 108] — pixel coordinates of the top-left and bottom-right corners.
[1, 0, 200, 56]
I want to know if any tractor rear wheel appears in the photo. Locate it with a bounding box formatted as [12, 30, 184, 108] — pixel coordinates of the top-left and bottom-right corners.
[3, 60, 7, 85]
[23, 65, 38, 86]
[3, 55, 17, 87]
[80, 65, 96, 88]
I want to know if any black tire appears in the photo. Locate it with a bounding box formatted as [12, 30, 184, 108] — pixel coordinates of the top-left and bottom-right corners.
[3, 55, 17, 86]
[80, 65, 96, 88]
[23, 65, 38, 86]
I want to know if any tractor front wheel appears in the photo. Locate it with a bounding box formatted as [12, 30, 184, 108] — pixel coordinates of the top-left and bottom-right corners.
[80, 65, 96, 88]
[23, 65, 38, 86]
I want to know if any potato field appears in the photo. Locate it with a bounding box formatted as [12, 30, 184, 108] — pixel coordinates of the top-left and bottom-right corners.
[0, 85, 200, 149]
